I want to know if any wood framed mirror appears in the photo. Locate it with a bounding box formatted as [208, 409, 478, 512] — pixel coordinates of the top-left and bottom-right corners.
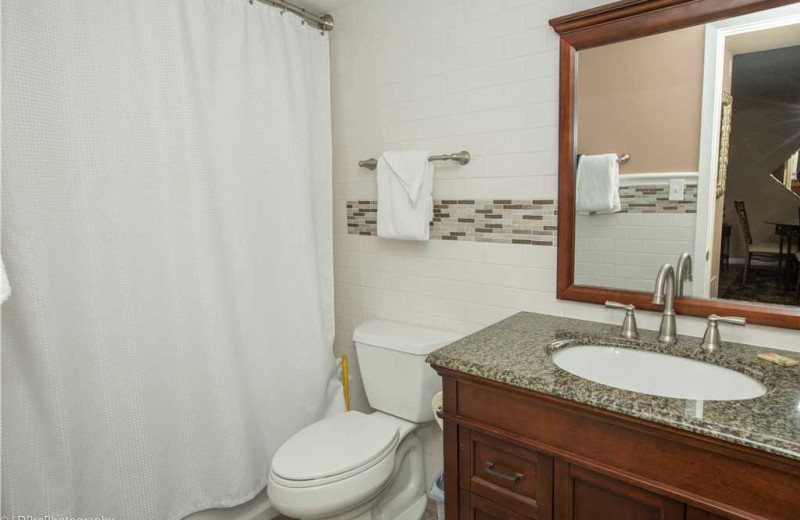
[550, 0, 800, 329]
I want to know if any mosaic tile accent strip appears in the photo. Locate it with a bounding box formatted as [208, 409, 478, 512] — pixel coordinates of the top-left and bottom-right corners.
[619, 183, 697, 213]
[346, 199, 558, 246]
[347, 201, 378, 236]
[346, 185, 693, 244]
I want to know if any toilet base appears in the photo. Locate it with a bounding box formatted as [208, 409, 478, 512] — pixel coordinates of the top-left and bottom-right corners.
[300, 431, 427, 520]
[326, 494, 426, 520]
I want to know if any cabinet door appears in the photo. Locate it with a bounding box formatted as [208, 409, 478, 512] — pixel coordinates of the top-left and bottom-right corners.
[459, 492, 534, 520]
[555, 461, 685, 520]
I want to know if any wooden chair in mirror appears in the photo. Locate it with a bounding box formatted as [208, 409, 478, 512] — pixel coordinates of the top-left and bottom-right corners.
[733, 200, 783, 284]
[795, 250, 800, 301]
[796, 206, 800, 300]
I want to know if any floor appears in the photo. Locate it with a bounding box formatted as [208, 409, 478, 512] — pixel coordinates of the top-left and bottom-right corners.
[276, 498, 439, 520]
[718, 263, 799, 306]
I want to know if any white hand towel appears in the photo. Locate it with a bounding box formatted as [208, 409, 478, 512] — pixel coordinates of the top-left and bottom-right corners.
[377, 151, 433, 241]
[576, 154, 621, 215]
[1, 256, 10, 304]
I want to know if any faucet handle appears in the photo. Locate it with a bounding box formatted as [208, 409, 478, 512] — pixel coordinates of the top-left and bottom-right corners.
[605, 301, 639, 339]
[707, 314, 746, 326]
[701, 315, 746, 353]
[605, 301, 635, 311]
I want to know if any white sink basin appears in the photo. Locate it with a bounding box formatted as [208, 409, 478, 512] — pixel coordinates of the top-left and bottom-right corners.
[552, 345, 766, 401]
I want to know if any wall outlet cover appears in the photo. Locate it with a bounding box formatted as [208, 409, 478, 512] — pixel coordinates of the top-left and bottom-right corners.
[669, 179, 686, 201]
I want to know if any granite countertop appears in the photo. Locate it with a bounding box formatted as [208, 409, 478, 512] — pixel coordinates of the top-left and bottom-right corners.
[426, 312, 800, 461]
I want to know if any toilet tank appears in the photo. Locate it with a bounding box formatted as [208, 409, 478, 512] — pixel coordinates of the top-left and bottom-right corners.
[353, 320, 463, 423]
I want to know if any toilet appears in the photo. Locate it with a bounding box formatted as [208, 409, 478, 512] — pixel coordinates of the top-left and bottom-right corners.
[267, 320, 462, 520]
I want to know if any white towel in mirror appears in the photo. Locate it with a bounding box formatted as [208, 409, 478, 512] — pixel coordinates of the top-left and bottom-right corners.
[1, 256, 10, 304]
[576, 154, 621, 215]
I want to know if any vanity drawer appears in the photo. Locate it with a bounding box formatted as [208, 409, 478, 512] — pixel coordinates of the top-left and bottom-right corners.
[459, 427, 553, 519]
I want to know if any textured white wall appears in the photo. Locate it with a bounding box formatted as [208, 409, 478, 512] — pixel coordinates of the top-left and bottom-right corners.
[327, 0, 800, 493]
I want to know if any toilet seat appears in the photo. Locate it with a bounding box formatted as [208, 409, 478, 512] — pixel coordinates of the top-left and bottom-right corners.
[270, 411, 400, 488]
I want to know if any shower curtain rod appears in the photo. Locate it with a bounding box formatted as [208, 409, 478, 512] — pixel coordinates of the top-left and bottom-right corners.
[255, 0, 334, 31]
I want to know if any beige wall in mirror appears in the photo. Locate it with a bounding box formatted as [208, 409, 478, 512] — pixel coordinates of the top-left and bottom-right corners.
[572, 7, 800, 311]
[577, 26, 705, 175]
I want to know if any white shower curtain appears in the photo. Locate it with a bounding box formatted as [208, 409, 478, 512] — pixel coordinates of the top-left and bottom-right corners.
[1, 1, 341, 518]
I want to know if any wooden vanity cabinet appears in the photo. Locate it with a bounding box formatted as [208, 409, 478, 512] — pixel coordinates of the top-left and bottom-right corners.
[435, 367, 800, 520]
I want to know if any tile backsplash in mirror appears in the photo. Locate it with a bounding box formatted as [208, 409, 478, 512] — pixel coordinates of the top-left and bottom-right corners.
[617, 183, 697, 213]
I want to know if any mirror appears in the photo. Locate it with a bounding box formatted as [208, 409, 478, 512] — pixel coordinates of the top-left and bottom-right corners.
[572, 6, 800, 310]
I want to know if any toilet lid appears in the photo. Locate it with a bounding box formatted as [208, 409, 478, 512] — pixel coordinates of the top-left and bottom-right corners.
[271, 411, 399, 482]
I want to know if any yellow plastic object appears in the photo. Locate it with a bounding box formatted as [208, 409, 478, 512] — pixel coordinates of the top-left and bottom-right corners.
[342, 355, 350, 410]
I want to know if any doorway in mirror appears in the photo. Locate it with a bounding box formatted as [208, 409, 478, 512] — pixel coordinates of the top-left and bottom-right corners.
[706, 19, 800, 306]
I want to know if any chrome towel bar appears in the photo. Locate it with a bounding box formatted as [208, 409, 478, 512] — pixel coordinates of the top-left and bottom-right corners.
[576, 153, 630, 165]
[358, 151, 471, 170]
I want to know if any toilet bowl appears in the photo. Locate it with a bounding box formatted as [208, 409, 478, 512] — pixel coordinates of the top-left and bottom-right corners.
[268, 320, 462, 520]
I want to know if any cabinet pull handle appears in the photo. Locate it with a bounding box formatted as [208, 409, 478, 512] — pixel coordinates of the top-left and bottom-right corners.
[484, 462, 525, 482]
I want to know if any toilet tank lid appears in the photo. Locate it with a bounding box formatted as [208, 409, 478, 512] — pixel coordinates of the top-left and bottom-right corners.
[353, 320, 464, 355]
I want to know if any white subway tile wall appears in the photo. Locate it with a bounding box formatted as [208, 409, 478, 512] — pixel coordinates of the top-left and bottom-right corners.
[328, 0, 800, 493]
[575, 211, 697, 292]
[330, 0, 585, 359]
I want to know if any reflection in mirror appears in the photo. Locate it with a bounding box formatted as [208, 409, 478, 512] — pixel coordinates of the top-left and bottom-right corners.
[769, 150, 799, 197]
[573, 6, 800, 309]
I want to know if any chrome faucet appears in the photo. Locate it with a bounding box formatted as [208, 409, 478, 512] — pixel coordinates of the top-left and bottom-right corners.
[652, 263, 677, 344]
[675, 253, 693, 297]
